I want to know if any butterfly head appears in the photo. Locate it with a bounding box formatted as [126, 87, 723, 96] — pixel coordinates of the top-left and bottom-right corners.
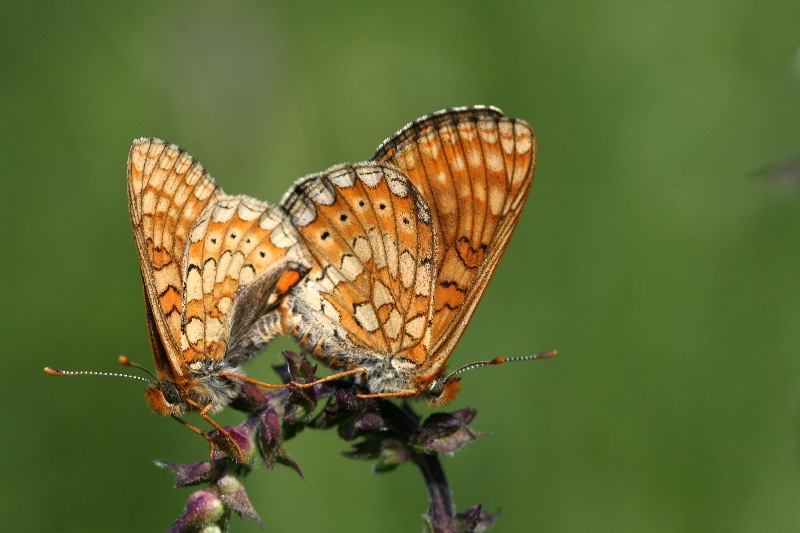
[422, 375, 463, 406]
[145, 379, 189, 416]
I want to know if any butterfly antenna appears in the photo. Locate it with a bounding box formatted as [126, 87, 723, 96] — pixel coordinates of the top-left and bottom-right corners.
[442, 349, 557, 382]
[43, 355, 156, 384]
[117, 355, 158, 380]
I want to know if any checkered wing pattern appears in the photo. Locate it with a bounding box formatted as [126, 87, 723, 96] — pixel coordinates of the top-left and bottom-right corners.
[373, 107, 536, 367]
[280, 163, 437, 368]
[128, 139, 304, 379]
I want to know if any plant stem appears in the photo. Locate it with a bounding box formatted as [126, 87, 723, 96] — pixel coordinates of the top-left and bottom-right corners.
[414, 443, 455, 532]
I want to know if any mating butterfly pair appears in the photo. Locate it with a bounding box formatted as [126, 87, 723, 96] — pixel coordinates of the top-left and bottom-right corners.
[47, 106, 551, 458]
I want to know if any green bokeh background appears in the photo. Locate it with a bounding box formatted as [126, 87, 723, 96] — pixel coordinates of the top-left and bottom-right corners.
[4, 2, 800, 531]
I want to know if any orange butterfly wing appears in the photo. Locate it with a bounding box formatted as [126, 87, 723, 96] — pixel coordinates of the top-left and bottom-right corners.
[128, 139, 223, 378]
[373, 107, 536, 373]
[179, 194, 306, 364]
[280, 163, 437, 376]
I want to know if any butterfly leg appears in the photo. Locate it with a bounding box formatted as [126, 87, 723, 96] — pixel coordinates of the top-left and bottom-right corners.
[219, 370, 289, 389]
[356, 389, 417, 400]
[198, 404, 246, 463]
[291, 367, 369, 388]
[220, 367, 368, 390]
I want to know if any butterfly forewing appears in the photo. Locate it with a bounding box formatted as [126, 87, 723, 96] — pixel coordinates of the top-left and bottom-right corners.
[373, 107, 536, 361]
[128, 139, 223, 375]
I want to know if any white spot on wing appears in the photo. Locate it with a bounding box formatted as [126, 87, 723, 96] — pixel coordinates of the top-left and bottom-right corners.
[415, 260, 432, 296]
[186, 317, 204, 344]
[486, 150, 504, 172]
[354, 302, 379, 332]
[420, 139, 440, 159]
[385, 171, 409, 197]
[290, 201, 316, 227]
[237, 200, 262, 221]
[329, 167, 355, 188]
[192, 174, 215, 200]
[405, 314, 426, 340]
[372, 279, 394, 308]
[271, 219, 298, 248]
[311, 180, 336, 205]
[205, 316, 224, 341]
[259, 210, 281, 230]
[353, 236, 372, 263]
[399, 250, 415, 289]
[142, 190, 157, 217]
[357, 167, 382, 188]
[212, 202, 236, 223]
[175, 152, 193, 174]
[240, 264, 256, 284]
[457, 121, 478, 142]
[466, 147, 483, 168]
[439, 125, 457, 145]
[159, 145, 180, 169]
[228, 252, 245, 280]
[189, 216, 211, 243]
[203, 259, 216, 293]
[477, 121, 499, 144]
[215, 250, 232, 283]
[217, 296, 233, 316]
[498, 120, 515, 155]
[186, 267, 203, 301]
[384, 308, 402, 340]
[340, 254, 364, 280]
[322, 297, 341, 321]
[489, 184, 506, 215]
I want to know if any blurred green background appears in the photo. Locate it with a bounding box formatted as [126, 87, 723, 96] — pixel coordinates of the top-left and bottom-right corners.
[4, 1, 800, 531]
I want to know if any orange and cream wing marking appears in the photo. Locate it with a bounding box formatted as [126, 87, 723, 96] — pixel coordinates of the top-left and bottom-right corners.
[128, 139, 306, 403]
[279, 163, 437, 384]
[373, 106, 536, 370]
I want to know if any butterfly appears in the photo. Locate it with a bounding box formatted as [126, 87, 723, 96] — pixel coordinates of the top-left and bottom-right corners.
[267, 106, 547, 405]
[48, 138, 312, 457]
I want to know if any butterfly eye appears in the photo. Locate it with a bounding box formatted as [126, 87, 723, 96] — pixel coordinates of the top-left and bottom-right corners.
[160, 381, 183, 406]
[426, 379, 445, 398]
[425, 378, 462, 406]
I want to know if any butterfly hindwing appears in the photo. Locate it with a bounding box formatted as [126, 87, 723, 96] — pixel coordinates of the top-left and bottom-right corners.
[280, 163, 437, 366]
[180, 195, 305, 363]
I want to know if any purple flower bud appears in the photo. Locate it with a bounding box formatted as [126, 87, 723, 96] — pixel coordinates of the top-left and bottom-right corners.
[168, 488, 224, 532]
[216, 474, 262, 527]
